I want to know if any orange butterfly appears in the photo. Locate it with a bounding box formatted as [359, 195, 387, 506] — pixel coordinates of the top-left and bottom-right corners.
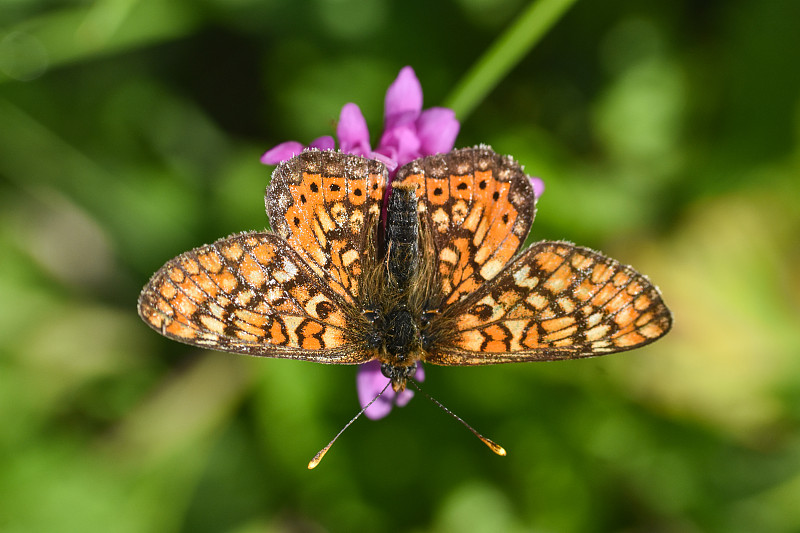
[139, 147, 672, 464]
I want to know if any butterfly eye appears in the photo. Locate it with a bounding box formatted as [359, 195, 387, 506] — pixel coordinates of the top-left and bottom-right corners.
[380, 362, 416, 381]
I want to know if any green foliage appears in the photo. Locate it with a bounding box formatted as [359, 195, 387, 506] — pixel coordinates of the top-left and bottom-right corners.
[2, 0, 800, 531]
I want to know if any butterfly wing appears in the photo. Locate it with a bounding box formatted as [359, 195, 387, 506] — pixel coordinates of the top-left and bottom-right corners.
[267, 150, 387, 304]
[394, 146, 536, 307]
[138, 232, 373, 363]
[424, 241, 672, 365]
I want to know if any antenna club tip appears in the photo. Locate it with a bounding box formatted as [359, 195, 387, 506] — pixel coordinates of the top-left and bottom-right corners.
[308, 450, 327, 469]
[483, 439, 507, 457]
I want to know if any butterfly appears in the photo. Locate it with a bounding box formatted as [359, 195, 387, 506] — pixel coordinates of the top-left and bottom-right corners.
[138, 146, 672, 462]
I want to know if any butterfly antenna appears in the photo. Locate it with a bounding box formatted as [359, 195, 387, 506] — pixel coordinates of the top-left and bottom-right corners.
[308, 381, 392, 469]
[408, 380, 506, 457]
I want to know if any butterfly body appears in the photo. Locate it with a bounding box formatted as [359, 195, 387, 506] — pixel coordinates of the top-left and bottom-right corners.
[360, 182, 444, 391]
[139, 147, 671, 391]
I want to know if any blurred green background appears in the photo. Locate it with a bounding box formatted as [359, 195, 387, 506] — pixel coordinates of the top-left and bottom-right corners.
[2, 0, 799, 531]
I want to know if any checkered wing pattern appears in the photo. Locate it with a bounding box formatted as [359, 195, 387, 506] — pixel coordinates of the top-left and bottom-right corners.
[138, 232, 373, 363]
[267, 151, 387, 304]
[425, 241, 672, 365]
[394, 147, 535, 306]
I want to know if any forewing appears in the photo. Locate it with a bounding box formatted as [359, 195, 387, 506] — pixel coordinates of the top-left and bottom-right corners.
[267, 150, 387, 304]
[138, 232, 373, 363]
[394, 146, 536, 306]
[425, 241, 672, 365]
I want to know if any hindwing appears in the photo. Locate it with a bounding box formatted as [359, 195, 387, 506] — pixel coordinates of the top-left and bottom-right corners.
[424, 241, 672, 365]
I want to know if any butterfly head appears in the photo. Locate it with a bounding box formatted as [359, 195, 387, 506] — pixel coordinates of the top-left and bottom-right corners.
[380, 361, 417, 392]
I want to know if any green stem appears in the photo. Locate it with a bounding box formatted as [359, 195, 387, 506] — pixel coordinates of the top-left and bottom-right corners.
[444, 0, 579, 120]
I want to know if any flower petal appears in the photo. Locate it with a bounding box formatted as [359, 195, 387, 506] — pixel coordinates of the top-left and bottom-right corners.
[365, 395, 394, 420]
[529, 176, 545, 198]
[416, 107, 460, 156]
[414, 362, 426, 382]
[384, 66, 423, 129]
[394, 388, 415, 407]
[376, 125, 421, 168]
[337, 103, 371, 155]
[309, 135, 335, 150]
[357, 360, 394, 420]
[371, 152, 398, 172]
[260, 141, 305, 165]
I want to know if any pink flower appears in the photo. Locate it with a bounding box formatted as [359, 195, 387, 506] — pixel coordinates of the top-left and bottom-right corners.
[261, 66, 460, 176]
